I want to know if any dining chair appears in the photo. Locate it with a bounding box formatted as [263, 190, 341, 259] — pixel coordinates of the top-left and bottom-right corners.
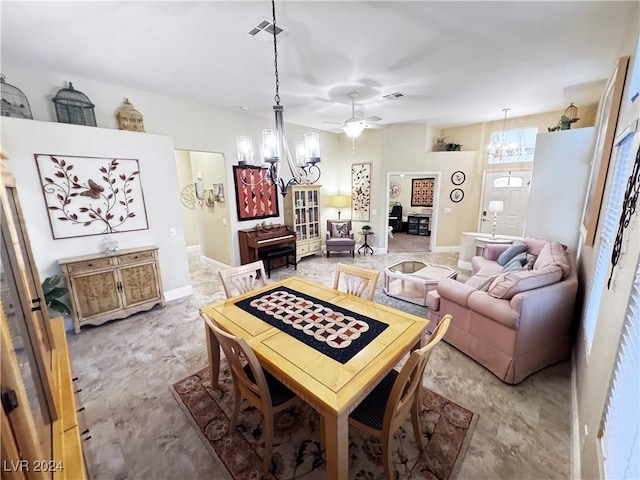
[203, 313, 298, 474]
[333, 263, 380, 301]
[348, 314, 452, 480]
[218, 260, 268, 299]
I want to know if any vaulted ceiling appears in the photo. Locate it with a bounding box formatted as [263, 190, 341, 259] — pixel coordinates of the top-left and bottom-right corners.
[2, 1, 637, 131]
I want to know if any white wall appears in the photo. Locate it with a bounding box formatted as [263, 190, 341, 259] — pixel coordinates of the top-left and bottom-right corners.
[525, 128, 595, 251]
[1, 117, 191, 299]
[0, 63, 347, 265]
[174, 150, 199, 247]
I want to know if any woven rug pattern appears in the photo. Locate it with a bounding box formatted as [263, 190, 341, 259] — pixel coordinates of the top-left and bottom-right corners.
[172, 363, 476, 480]
[172, 359, 477, 480]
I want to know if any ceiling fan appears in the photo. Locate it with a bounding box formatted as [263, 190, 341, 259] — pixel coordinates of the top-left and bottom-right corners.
[324, 92, 383, 138]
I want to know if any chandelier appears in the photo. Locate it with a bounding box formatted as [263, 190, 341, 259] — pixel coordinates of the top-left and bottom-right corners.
[487, 108, 521, 161]
[236, 0, 321, 196]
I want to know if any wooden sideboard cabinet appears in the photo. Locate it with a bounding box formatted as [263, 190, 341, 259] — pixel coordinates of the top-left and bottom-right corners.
[59, 246, 165, 333]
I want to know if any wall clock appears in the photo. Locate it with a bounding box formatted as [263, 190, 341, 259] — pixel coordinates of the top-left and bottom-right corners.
[450, 188, 464, 203]
[451, 170, 466, 185]
[389, 180, 401, 199]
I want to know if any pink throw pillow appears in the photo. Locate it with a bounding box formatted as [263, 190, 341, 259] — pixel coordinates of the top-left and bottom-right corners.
[487, 265, 563, 300]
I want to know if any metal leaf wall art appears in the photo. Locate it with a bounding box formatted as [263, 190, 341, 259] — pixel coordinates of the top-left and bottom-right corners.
[35, 154, 149, 239]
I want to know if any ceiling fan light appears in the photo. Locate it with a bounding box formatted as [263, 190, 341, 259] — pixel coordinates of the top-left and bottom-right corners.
[344, 122, 364, 138]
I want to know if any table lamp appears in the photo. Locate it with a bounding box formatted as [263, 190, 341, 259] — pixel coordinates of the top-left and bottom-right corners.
[332, 194, 348, 219]
[487, 200, 504, 238]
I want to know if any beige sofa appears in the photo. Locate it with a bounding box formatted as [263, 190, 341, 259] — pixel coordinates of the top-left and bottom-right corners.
[427, 237, 577, 384]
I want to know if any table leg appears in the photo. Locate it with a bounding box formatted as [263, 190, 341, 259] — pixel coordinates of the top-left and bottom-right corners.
[205, 323, 220, 386]
[324, 411, 349, 479]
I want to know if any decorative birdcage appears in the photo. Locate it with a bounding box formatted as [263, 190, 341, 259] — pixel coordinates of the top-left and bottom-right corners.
[1, 74, 33, 119]
[116, 98, 145, 132]
[564, 102, 578, 121]
[52, 82, 96, 126]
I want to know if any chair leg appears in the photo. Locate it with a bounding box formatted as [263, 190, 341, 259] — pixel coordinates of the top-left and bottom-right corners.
[381, 434, 394, 480]
[351, 250, 354, 258]
[327, 251, 330, 258]
[230, 385, 241, 431]
[411, 399, 424, 451]
[262, 413, 274, 473]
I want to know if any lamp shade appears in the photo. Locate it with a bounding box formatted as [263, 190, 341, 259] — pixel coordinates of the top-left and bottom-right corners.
[332, 194, 348, 208]
[487, 200, 504, 213]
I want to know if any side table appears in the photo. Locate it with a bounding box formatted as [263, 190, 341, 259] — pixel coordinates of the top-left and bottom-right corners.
[474, 237, 513, 257]
[358, 231, 374, 255]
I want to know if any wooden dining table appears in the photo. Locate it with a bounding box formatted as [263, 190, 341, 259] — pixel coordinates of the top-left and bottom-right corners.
[200, 276, 429, 480]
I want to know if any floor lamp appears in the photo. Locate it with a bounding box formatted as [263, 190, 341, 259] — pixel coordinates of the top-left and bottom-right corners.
[487, 201, 504, 238]
[332, 194, 348, 219]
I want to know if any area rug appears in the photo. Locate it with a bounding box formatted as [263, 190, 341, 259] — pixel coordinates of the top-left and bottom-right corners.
[172, 363, 477, 480]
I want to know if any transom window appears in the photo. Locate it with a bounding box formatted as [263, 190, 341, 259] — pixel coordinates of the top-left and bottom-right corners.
[488, 127, 538, 164]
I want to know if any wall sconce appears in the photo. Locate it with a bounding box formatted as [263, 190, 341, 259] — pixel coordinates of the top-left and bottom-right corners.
[194, 172, 204, 201]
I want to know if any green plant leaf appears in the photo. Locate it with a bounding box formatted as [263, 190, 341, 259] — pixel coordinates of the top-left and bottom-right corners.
[42, 275, 71, 315]
[46, 298, 71, 315]
[42, 275, 63, 293]
[45, 287, 68, 298]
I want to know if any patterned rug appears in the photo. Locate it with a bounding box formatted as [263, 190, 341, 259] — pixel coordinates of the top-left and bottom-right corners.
[172, 362, 477, 480]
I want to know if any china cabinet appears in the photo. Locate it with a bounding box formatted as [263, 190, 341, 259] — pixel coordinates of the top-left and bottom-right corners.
[1, 153, 86, 479]
[284, 185, 322, 261]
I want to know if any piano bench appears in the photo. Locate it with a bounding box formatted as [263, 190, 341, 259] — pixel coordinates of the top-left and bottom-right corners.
[259, 246, 297, 278]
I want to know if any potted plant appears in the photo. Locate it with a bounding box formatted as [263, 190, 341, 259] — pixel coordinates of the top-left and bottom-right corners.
[42, 275, 71, 315]
[362, 225, 372, 232]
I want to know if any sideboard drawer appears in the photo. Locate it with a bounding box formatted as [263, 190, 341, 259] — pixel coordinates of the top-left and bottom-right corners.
[66, 257, 115, 273]
[118, 250, 155, 265]
[309, 241, 321, 253]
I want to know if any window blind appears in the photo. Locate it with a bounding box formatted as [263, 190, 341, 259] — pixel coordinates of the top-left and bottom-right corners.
[601, 257, 640, 480]
[583, 135, 634, 350]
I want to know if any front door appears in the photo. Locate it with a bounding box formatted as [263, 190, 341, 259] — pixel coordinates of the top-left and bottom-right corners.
[479, 170, 532, 236]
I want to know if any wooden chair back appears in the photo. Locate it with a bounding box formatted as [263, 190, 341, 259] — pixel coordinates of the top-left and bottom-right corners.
[383, 315, 451, 436]
[218, 260, 267, 298]
[333, 263, 379, 301]
[202, 313, 273, 413]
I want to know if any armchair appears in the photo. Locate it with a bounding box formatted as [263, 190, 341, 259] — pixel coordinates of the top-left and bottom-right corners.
[326, 219, 356, 257]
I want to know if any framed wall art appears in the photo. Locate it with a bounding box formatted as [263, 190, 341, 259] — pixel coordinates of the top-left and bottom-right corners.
[450, 188, 464, 203]
[411, 177, 435, 206]
[233, 166, 279, 221]
[451, 170, 465, 185]
[581, 55, 630, 246]
[351, 163, 371, 221]
[34, 154, 149, 239]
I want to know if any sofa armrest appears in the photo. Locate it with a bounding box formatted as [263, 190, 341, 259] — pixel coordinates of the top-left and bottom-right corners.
[349, 230, 355, 239]
[436, 278, 475, 308]
[484, 244, 511, 261]
[326, 231, 330, 240]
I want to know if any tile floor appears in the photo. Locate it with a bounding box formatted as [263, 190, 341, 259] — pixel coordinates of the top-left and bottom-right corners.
[67, 250, 571, 480]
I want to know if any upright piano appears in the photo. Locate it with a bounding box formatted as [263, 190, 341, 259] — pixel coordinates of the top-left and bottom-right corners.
[238, 225, 296, 265]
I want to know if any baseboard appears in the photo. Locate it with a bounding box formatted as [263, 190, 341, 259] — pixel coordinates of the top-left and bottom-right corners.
[570, 348, 581, 480]
[164, 285, 193, 302]
[200, 255, 232, 270]
[186, 244, 200, 253]
[432, 245, 460, 253]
